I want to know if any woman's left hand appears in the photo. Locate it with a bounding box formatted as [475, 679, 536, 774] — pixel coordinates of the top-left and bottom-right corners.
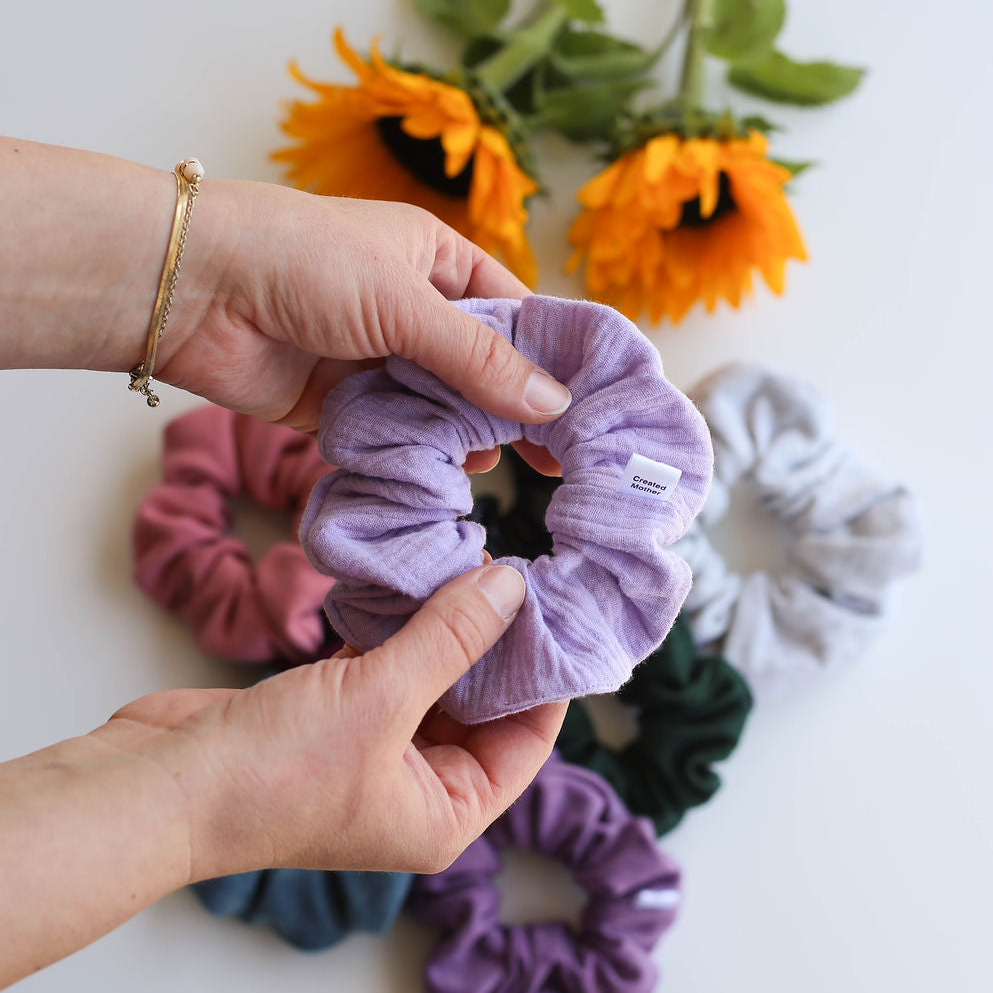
[158, 186, 570, 445]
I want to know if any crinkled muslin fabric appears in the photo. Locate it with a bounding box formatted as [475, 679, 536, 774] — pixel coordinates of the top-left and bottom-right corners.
[192, 868, 413, 952]
[133, 405, 337, 664]
[405, 756, 682, 993]
[466, 449, 751, 835]
[557, 614, 752, 836]
[300, 295, 713, 723]
[673, 364, 923, 697]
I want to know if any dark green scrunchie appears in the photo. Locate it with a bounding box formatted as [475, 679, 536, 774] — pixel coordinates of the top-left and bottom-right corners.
[556, 614, 752, 836]
[470, 448, 753, 836]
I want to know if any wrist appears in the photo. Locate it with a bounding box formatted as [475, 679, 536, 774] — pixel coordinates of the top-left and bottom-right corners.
[151, 175, 245, 383]
[0, 138, 227, 378]
[0, 728, 195, 982]
[55, 729, 196, 893]
[92, 703, 285, 884]
[84, 714, 242, 885]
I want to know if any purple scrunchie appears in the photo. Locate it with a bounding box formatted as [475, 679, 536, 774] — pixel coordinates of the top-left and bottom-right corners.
[405, 756, 682, 993]
[300, 295, 713, 723]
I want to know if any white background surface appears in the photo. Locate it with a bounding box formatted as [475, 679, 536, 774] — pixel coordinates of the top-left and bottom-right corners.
[1, 1, 991, 990]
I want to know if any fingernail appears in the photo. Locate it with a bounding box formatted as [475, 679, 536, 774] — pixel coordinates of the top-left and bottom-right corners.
[477, 565, 526, 621]
[524, 371, 572, 416]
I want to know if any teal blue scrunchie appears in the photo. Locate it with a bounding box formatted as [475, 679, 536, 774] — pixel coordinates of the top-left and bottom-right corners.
[192, 867, 412, 951]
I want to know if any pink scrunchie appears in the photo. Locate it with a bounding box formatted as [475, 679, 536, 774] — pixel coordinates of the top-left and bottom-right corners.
[133, 405, 335, 663]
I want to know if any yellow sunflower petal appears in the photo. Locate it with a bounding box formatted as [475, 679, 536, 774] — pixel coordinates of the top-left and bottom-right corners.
[577, 158, 626, 209]
[333, 27, 373, 81]
[758, 253, 786, 294]
[569, 128, 808, 323]
[644, 134, 679, 183]
[275, 33, 536, 286]
[443, 120, 479, 158]
[401, 108, 448, 139]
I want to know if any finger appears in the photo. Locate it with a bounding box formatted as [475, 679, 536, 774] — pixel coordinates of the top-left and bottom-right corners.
[510, 439, 561, 477]
[389, 277, 571, 425]
[415, 705, 479, 748]
[423, 224, 529, 302]
[456, 245, 530, 301]
[273, 356, 383, 433]
[418, 701, 567, 838]
[362, 563, 526, 720]
[463, 447, 501, 474]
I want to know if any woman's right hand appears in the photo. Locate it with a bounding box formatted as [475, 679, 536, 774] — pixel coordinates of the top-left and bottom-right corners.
[99, 563, 565, 878]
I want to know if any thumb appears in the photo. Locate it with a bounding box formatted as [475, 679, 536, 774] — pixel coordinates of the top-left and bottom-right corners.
[362, 564, 526, 721]
[390, 278, 572, 425]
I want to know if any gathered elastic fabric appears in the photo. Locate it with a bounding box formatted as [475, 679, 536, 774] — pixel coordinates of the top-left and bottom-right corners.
[300, 295, 713, 723]
[133, 405, 337, 664]
[405, 756, 681, 993]
[192, 868, 413, 951]
[467, 448, 752, 834]
[557, 613, 752, 836]
[673, 364, 923, 697]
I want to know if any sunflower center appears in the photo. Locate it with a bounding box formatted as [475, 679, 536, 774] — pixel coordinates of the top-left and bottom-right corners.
[375, 116, 474, 198]
[678, 171, 736, 227]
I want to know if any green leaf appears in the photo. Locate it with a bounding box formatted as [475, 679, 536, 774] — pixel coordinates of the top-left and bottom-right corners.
[549, 28, 658, 80]
[461, 36, 503, 70]
[771, 157, 815, 177]
[706, 0, 785, 62]
[739, 113, 780, 133]
[502, 65, 542, 116]
[729, 50, 865, 105]
[532, 79, 648, 141]
[415, 0, 510, 39]
[553, 0, 606, 24]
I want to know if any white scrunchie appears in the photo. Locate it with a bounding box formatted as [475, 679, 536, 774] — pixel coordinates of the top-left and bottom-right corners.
[674, 364, 922, 697]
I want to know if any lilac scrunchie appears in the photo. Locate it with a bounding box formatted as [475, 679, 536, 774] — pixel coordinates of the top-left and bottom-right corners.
[133, 405, 336, 664]
[300, 295, 713, 723]
[405, 756, 682, 993]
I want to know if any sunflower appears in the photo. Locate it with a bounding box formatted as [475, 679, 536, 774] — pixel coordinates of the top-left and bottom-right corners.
[567, 130, 807, 323]
[273, 29, 538, 285]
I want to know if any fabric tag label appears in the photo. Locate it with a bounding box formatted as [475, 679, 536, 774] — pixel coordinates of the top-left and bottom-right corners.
[634, 887, 681, 910]
[617, 453, 681, 503]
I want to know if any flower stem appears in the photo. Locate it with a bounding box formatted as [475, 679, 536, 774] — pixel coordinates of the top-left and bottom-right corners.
[678, 0, 709, 109]
[474, 1, 569, 94]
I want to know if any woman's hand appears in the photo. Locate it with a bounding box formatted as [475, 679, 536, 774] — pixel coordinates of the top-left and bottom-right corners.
[107, 563, 563, 877]
[1, 137, 565, 472]
[161, 188, 571, 441]
[0, 564, 565, 985]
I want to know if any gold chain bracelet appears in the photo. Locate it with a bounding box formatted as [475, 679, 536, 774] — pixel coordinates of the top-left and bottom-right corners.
[128, 157, 204, 407]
